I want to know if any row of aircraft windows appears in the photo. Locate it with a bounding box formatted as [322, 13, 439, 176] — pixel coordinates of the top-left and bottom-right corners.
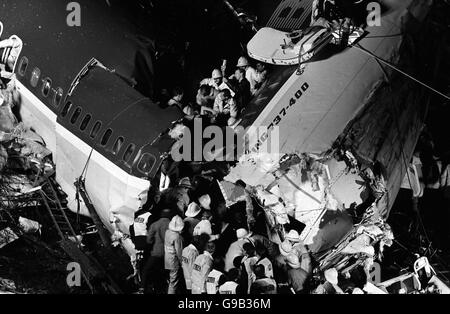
[61, 101, 135, 163]
[16, 56, 155, 173]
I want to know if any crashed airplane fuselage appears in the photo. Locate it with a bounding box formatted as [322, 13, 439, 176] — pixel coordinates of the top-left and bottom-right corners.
[0, 0, 437, 267]
[227, 0, 436, 256]
[0, 0, 183, 248]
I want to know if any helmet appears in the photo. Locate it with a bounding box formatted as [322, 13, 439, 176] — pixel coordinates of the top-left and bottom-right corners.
[324, 268, 339, 285]
[236, 228, 249, 239]
[285, 230, 301, 243]
[286, 253, 301, 269]
[169, 215, 184, 232]
[237, 56, 249, 67]
[212, 69, 223, 79]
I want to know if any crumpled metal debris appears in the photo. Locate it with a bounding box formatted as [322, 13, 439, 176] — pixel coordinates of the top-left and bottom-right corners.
[0, 278, 17, 294]
[0, 227, 19, 249]
[19, 217, 42, 234]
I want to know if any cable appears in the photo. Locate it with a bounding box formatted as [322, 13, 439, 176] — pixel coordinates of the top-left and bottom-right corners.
[351, 43, 450, 101]
[80, 147, 94, 181]
[364, 33, 404, 39]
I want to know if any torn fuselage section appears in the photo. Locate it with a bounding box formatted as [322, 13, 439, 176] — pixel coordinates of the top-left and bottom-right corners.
[226, 146, 393, 274]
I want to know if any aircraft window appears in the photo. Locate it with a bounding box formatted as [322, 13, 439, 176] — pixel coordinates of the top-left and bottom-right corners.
[279, 7, 291, 18]
[90, 121, 102, 139]
[101, 129, 113, 146]
[18, 56, 28, 77]
[137, 153, 156, 175]
[292, 8, 304, 19]
[80, 114, 91, 131]
[123, 144, 136, 164]
[113, 137, 124, 155]
[61, 101, 72, 117]
[53, 87, 64, 108]
[42, 78, 52, 97]
[71, 107, 82, 124]
[30, 67, 41, 87]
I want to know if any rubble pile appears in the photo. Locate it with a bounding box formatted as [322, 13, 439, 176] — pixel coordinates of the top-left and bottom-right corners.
[0, 84, 76, 294]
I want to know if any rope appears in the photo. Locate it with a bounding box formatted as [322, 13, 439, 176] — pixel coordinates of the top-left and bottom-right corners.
[351, 43, 450, 101]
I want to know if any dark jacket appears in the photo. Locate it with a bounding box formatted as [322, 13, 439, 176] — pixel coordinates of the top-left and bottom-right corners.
[233, 78, 251, 110]
[147, 217, 170, 257]
[287, 267, 309, 293]
[183, 216, 201, 244]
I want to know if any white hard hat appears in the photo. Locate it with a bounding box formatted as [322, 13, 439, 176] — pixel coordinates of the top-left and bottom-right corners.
[237, 56, 249, 67]
[198, 194, 211, 210]
[286, 253, 301, 269]
[236, 228, 249, 239]
[193, 220, 212, 236]
[324, 268, 339, 285]
[169, 215, 184, 233]
[279, 240, 293, 257]
[285, 230, 301, 243]
[212, 69, 223, 79]
[185, 202, 202, 218]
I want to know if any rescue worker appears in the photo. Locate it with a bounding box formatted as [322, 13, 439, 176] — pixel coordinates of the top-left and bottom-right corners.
[206, 269, 225, 294]
[250, 264, 277, 294]
[212, 89, 238, 126]
[191, 242, 216, 294]
[242, 242, 258, 293]
[164, 215, 184, 294]
[193, 212, 221, 241]
[219, 268, 243, 294]
[286, 253, 310, 294]
[200, 69, 235, 96]
[230, 67, 251, 111]
[183, 202, 202, 244]
[286, 229, 312, 274]
[254, 243, 274, 279]
[255, 62, 268, 89]
[249, 233, 280, 261]
[162, 177, 191, 216]
[274, 240, 292, 280]
[129, 209, 152, 252]
[224, 228, 251, 271]
[142, 208, 172, 294]
[236, 56, 259, 95]
[129, 208, 152, 285]
[313, 268, 345, 294]
[196, 84, 219, 114]
[181, 240, 198, 294]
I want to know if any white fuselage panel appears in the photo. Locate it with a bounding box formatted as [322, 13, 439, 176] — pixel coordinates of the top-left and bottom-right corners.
[16, 80, 149, 235]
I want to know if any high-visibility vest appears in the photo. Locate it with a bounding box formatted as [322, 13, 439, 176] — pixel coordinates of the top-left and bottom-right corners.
[133, 212, 151, 237]
[191, 252, 213, 294]
[181, 244, 199, 290]
[256, 257, 274, 279]
[206, 269, 224, 294]
[219, 281, 238, 294]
